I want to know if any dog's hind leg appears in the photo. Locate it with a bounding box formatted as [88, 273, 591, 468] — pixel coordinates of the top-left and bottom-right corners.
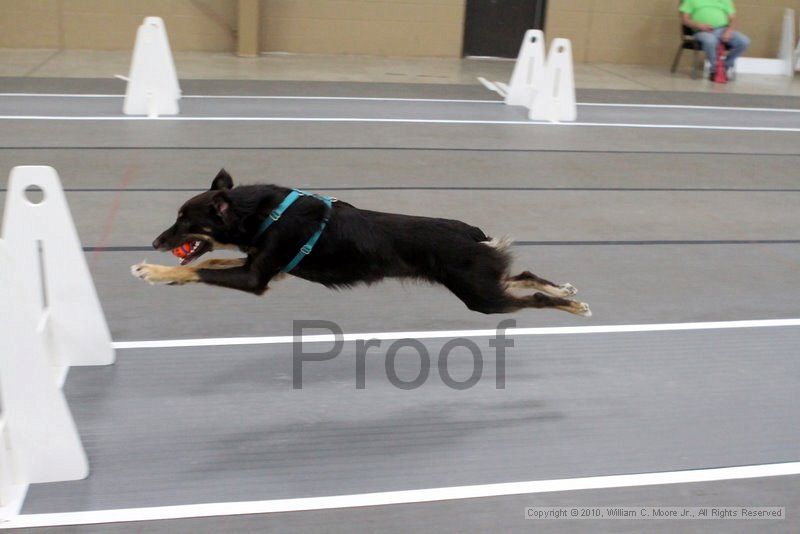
[506, 270, 577, 298]
[520, 292, 591, 316]
[443, 273, 590, 317]
[439, 240, 589, 316]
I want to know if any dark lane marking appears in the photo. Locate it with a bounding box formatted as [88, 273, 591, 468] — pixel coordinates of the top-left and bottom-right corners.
[3, 146, 800, 156]
[86, 246, 153, 252]
[84, 240, 800, 252]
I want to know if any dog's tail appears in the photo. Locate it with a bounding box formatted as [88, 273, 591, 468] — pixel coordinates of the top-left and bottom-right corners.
[481, 235, 514, 276]
[482, 235, 513, 252]
[460, 223, 513, 260]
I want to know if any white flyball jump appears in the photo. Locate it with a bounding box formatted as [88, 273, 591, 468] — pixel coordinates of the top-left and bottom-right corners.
[504, 29, 546, 107]
[0, 166, 115, 518]
[480, 30, 577, 123]
[123, 16, 181, 117]
[529, 38, 576, 122]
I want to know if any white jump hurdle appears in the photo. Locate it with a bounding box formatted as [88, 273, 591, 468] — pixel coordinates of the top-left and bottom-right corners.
[480, 30, 577, 123]
[504, 30, 546, 107]
[529, 38, 576, 122]
[123, 16, 181, 117]
[0, 166, 115, 519]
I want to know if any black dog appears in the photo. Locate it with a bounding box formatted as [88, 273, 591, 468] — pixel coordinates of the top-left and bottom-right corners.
[132, 169, 591, 316]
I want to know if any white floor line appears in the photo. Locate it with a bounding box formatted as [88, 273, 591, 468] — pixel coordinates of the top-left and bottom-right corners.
[579, 102, 800, 113]
[0, 115, 526, 123]
[4, 462, 799, 528]
[2, 93, 800, 114]
[0, 93, 501, 104]
[0, 93, 122, 98]
[2, 115, 800, 132]
[565, 121, 800, 132]
[111, 318, 800, 350]
[182, 95, 502, 104]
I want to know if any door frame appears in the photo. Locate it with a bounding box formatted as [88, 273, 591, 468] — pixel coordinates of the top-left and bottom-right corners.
[462, 0, 549, 58]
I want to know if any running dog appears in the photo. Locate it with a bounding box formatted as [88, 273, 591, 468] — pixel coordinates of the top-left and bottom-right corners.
[131, 169, 591, 316]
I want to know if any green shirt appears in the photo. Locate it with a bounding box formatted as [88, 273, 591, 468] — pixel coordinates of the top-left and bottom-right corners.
[680, 0, 735, 28]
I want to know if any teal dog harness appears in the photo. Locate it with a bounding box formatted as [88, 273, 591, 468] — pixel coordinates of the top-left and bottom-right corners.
[254, 189, 335, 272]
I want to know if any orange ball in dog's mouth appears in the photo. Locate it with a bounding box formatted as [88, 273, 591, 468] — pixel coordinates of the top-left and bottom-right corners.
[171, 240, 209, 265]
[172, 242, 193, 258]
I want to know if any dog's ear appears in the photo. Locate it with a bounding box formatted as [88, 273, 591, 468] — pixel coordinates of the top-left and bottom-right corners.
[211, 191, 230, 220]
[211, 168, 234, 191]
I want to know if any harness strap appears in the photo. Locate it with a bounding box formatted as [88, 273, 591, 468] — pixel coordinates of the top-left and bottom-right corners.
[254, 189, 335, 273]
[283, 196, 332, 272]
[256, 189, 302, 237]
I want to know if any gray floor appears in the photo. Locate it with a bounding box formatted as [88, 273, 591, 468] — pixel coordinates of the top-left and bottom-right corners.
[24, 328, 800, 514]
[5, 91, 800, 129]
[28, 477, 800, 534]
[4, 76, 800, 107]
[1, 79, 799, 531]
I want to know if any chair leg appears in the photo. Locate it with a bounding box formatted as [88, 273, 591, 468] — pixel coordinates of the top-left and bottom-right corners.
[690, 49, 699, 79]
[671, 44, 684, 74]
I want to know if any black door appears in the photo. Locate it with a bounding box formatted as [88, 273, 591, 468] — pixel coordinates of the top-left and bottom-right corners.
[463, 0, 547, 58]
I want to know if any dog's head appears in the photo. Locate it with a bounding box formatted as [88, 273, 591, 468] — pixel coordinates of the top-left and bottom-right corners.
[151, 168, 237, 264]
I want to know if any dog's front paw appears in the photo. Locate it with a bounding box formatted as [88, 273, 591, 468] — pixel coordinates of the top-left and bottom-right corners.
[131, 262, 198, 285]
[131, 262, 165, 285]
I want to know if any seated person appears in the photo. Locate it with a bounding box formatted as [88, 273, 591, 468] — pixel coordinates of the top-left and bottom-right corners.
[679, 0, 750, 80]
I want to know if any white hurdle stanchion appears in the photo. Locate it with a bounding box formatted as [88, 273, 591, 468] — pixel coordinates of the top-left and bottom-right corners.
[0, 242, 89, 518]
[778, 8, 795, 76]
[2, 166, 115, 381]
[504, 29, 546, 107]
[529, 38, 577, 122]
[0, 166, 115, 518]
[479, 30, 577, 122]
[123, 16, 181, 117]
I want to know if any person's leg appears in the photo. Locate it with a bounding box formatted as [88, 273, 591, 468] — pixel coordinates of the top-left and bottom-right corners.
[724, 31, 750, 69]
[694, 30, 719, 72]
